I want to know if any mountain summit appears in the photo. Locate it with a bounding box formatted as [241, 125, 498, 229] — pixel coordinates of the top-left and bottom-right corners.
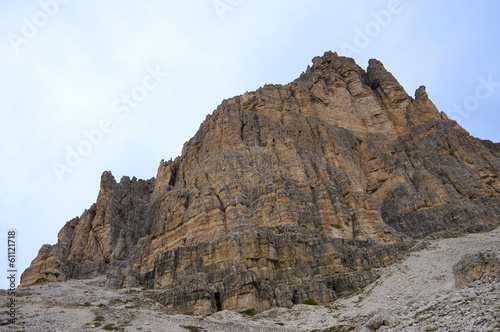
[21, 52, 500, 315]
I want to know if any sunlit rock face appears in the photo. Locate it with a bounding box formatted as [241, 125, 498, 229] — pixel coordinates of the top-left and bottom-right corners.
[21, 52, 500, 315]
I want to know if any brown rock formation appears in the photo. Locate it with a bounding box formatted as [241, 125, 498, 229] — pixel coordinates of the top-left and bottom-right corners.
[21, 52, 500, 314]
[453, 251, 500, 288]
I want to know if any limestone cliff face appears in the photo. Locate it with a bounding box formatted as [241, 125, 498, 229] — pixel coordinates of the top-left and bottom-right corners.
[21, 52, 500, 314]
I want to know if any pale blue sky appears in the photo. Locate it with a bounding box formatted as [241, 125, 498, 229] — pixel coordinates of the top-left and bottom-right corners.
[1, 0, 499, 289]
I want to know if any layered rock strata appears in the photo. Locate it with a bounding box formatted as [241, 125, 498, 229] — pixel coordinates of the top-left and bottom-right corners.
[21, 52, 500, 314]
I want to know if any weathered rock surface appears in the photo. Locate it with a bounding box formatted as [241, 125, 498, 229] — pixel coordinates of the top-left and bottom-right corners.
[20, 51, 500, 315]
[453, 251, 500, 288]
[7, 226, 500, 331]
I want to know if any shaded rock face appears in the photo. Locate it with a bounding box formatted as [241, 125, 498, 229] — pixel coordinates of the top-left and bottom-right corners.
[21, 52, 500, 314]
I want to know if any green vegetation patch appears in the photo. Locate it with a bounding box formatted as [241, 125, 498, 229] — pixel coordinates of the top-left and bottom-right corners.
[181, 326, 206, 332]
[242, 308, 257, 316]
[302, 299, 318, 305]
[102, 323, 121, 331]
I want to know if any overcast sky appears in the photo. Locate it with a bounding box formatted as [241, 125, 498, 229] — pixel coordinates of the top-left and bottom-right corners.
[1, 0, 499, 289]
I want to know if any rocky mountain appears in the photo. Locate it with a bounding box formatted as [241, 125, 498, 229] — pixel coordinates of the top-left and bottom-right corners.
[20, 51, 500, 315]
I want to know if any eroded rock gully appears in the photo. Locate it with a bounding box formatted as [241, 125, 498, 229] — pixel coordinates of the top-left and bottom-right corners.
[20, 52, 500, 315]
